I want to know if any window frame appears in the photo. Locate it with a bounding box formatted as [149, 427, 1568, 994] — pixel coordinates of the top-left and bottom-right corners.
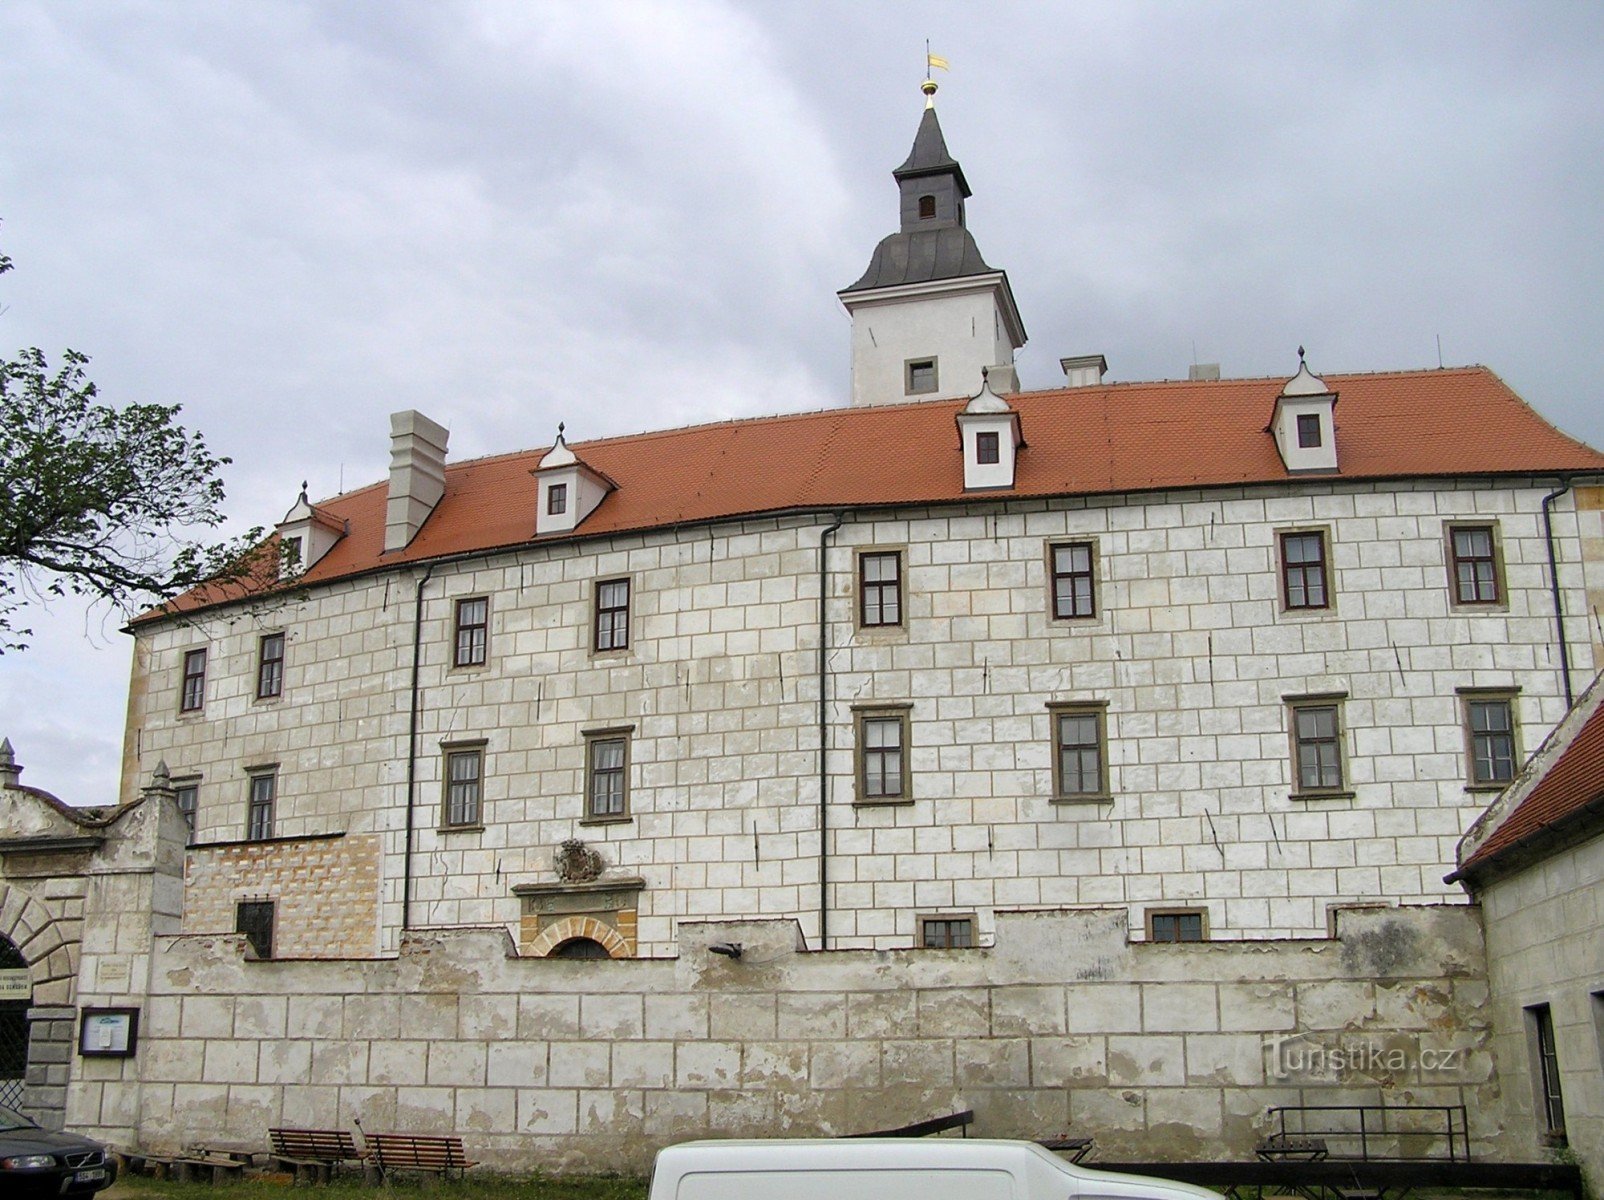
[1446, 522, 1505, 608]
[593, 577, 632, 653]
[975, 430, 1000, 464]
[852, 704, 913, 805]
[918, 914, 976, 949]
[1296, 412, 1322, 448]
[1460, 688, 1520, 791]
[453, 596, 490, 668]
[1048, 540, 1098, 621]
[582, 727, 634, 823]
[1286, 694, 1351, 799]
[857, 549, 904, 629]
[905, 357, 938, 395]
[1527, 1003, 1568, 1146]
[1146, 907, 1208, 942]
[1279, 529, 1331, 612]
[441, 741, 487, 829]
[917, 194, 937, 220]
[1048, 700, 1111, 802]
[547, 482, 568, 516]
[173, 776, 200, 841]
[255, 632, 286, 700]
[179, 648, 207, 713]
[235, 898, 275, 960]
[245, 767, 277, 841]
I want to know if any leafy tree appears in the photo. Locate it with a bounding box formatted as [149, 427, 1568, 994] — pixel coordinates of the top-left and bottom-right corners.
[0, 246, 263, 652]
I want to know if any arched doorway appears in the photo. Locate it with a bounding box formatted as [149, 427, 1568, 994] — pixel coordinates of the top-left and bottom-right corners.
[549, 937, 611, 960]
[0, 935, 30, 1108]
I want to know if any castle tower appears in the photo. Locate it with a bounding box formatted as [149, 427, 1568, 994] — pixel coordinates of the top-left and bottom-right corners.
[838, 79, 1026, 406]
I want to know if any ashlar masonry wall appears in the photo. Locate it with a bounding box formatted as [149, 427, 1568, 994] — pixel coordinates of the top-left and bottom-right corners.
[125, 478, 1596, 955]
[115, 905, 1501, 1173]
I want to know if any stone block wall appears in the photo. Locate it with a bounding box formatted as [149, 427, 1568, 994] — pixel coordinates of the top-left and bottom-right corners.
[123, 480, 1596, 954]
[183, 834, 382, 958]
[1478, 830, 1604, 1188]
[118, 906, 1501, 1173]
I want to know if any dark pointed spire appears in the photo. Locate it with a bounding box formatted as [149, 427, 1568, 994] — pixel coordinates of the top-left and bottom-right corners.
[894, 102, 970, 200]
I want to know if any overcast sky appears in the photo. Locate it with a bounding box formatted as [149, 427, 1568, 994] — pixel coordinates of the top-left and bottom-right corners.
[3, 1, 1603, 806]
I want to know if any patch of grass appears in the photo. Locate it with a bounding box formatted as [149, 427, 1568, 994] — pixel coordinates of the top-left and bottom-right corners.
[104, 1170, 647, 1200]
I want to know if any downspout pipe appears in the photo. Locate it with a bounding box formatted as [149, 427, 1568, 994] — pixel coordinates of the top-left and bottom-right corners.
[402, 564, 436, 930]
[1541, 481, 1575, 708]
[817, 511, 845, 952]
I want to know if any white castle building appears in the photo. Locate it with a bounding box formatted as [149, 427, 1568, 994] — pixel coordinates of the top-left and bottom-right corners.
[2, 85, 1602, 1172]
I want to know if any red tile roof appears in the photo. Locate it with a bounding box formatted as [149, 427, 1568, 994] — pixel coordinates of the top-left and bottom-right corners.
[1457, 678, 1604, 880]
[142, 366, 1604, 620]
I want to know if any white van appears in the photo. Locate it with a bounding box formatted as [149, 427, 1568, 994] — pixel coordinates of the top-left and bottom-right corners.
[647, 1139, 1219, 1200]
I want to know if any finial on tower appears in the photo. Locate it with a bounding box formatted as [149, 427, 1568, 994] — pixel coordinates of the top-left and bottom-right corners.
[924, 43, 948, 107]
[922, 78, 938, 108]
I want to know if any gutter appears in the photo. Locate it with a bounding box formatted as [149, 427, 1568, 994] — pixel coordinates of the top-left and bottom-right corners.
[402, 565, 436, 930]
[817, 511, 845, 952]
[1541, 481, 1575, 707]
[1446, 791, 1604, 887]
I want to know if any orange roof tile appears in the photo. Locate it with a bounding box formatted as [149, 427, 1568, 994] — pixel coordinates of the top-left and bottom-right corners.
[141, 366, 1604, 621]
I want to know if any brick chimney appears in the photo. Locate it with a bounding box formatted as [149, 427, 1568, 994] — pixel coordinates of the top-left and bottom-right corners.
[384, 410, 449, 552]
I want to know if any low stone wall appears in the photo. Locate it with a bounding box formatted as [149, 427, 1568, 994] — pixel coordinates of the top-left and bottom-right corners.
[97, 905, 1497, 1172]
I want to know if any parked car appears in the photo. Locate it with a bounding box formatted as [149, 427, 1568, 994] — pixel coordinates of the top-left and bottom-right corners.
[0, 1104, 117, 1198]
[648, 1138, 1220, 1200]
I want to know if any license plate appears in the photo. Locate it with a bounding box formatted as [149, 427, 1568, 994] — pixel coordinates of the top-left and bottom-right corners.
[72, 1169, 108, 1184]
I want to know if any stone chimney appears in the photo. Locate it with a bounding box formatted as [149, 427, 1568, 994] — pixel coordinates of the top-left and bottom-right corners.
[1060, 354, 1108, 387]
[384, 410, 449, 553]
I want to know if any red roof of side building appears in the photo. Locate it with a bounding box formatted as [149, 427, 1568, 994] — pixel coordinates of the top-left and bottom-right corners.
[140, 365, 1604, 621]
[1453, 673, 1604, 884]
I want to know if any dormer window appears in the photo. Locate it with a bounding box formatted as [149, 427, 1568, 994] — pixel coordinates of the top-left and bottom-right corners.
[976, 431, 999, 464]
[1269, 352, 1339, 473]
[906, 358, 938, 395]
[279, 536, 303, 579]
[548, 483, 568, 516]
[1297, 414, 1322, 448]
[918, 194, 936, 220]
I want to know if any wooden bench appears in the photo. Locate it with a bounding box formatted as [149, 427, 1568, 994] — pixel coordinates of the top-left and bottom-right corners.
[268, 1128, 363, 1184]
[1039, 1137, 1095, 1163]
[365, 1132, 478, 1180]
[1256, 1135, 1330, 1161]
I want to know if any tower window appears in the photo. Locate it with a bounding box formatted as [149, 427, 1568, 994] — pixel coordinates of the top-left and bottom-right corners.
[906, 358, 938, 395]
[918, 194, 936, 220]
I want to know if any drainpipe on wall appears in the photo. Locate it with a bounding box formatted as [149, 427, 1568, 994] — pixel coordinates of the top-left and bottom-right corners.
[402, 565, 436, 930]
[1541, 481, 1575, 708]
[817, 511, 845, 952]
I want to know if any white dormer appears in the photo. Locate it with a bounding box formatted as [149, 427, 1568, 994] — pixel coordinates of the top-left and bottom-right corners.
[275, 483, 346, 578]
[955, 372, 1024, 490]
[1269, 351, 1339, 473]
[532, 425, 616, 536]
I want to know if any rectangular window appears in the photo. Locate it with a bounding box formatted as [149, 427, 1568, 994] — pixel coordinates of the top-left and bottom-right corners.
[1449, 524, 1502, 605]
[246, 770, 276, 841]
[548, 482, 568, 515]
[1528, 1004, 1567, 1145]
[180, 648, 207, 712]
[1050, 541, 1096, 619]
[585, 730, 631, 820]
[859, 551, 903, 628]
[454, 597, 489, 667]
[256, 632, 285, 699]
[919, 916, 975, 949]
[1462, 692, 1518, 788]
[594, 578, 631, 651]
[976, 431, 1000, 464]
[442, 745, 484, 827]
[1050, 702, 1109, 800]
[1289, 698, 1346, 795]
[905, 357, 938, 395]
[1296, 413, 1322, 448]
[174, 778, 199, 839]
[1148, 909, 1207, 942]
[235, 899, 275, 960]
[854, 706, 911, 802]
[279, 535, 303, 579]
[1280, 531, 1329, 610]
